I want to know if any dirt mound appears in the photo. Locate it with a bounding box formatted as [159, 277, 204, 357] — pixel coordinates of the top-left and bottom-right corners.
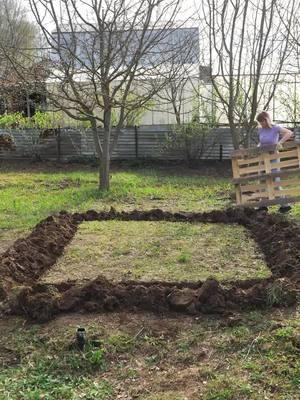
[0, 213, 77, 295]
[0, 207, 299, 321]
[246, 213, 300, 278]
[5, 276, 297, 322]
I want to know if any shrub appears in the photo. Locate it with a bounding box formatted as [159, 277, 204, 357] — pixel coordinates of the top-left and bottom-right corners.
[0, 111, 62, 129]
[164, 119, 218, 166]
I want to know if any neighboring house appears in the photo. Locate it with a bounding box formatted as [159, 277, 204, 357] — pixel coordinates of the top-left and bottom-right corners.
[52, 26, 200, 67]
[48, 25, 211, 126]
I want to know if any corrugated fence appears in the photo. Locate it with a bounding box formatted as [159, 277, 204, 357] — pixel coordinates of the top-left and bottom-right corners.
[1, 125, 299, 161]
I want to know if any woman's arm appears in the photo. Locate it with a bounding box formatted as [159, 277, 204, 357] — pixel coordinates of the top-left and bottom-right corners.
[279, 127, 294, 144]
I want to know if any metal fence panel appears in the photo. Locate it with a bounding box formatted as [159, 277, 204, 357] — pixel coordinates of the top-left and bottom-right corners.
[1, 125, 299, 161]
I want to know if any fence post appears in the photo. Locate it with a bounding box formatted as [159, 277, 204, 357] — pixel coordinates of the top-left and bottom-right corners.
[134, 125, 139, 158]
[57, 126, 61, 162]
[219, 144, 223, 161]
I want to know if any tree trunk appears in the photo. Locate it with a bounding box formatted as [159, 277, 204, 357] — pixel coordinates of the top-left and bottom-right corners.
[99, 150, 110, 190]
[99, 109, 112, 190]
[90, 120, 105, 189]
[230, 123, 240, 150]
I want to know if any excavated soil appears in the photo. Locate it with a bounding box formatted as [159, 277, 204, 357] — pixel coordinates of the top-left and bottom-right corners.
[0, 213, 77, 293]
[0, 208, 299, 322]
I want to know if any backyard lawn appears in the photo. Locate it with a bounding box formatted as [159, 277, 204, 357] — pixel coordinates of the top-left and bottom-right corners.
[0, 161, 299, 400]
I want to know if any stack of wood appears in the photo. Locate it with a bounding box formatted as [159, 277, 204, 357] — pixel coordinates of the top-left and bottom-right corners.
[231, 141, 300, 207]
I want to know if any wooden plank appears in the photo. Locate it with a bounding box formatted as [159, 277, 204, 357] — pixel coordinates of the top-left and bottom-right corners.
[276, 158, 300, 169]
[235, 184, 242, 205]
[231, 141, 300, 159]
[238, 163, 266, 175]
[241, 185, 300, 202]
[240, 183, 266, 192]
[297, 146, 300, 168]
[242, 192, 269, 201]
[273, 187, 300, 197]
[263, 152, 272, 173]
[263, 153, 275, 200]
[237, 155, 262, 166]
[237, 195, 300, 208]
[274, 178, 300, 187]
[232, 144, 276, 158]
[231, 158, 240, 179]
[242, 189, 269, 200]
[232, 168, 300, 183]
[268, 149, 298, 161]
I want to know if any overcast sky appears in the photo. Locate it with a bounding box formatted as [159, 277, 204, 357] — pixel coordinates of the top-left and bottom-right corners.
[25, 0, 199, 30]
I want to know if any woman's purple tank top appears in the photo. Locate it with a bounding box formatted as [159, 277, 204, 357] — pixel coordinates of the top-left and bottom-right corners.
[258, 125, 280, 146]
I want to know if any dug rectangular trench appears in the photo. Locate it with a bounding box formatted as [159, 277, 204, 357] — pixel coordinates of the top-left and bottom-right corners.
[40, 221, 270, 284]
[1, 208, 299, 322]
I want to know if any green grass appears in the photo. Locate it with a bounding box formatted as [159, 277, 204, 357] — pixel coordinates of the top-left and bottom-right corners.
[0, 162, 299, 399]
[140, 393, 186, 400]
[0, 367, 113, 400]
[0, 164, 232, 229]
[41, 220, 269, 283]
[0, 312, 299, 399]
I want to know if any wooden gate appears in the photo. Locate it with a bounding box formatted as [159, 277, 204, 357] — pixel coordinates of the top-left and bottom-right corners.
[231, 141, 300, 206]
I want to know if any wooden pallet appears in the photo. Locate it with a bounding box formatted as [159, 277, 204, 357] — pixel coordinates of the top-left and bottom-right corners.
[231, 141, 300, 207]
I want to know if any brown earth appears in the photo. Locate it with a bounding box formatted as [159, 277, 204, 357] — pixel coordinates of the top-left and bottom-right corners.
[0, 207, 299, 322]
[0, 213, 77, 296]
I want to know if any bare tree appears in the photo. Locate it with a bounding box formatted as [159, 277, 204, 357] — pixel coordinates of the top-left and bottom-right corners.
[198, 0, 296, 149]
[276, 0, 300, 71]
[274, 1, 300, 130]
[13, 0, 193, 190]
[0, 0, 37, 113]
[278, 83, 300, 125]
[148, 28, 200, 125]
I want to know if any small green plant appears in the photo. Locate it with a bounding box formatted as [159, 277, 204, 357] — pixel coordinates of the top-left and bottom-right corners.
[266, 281, 296, 307]
[142, 334, 166, 348]
[78, 380, 114, 400]
[141, 392, 185, 400]
[205, 377, 253, 400]
[117, 367, 138, 380]
[144, 354, 160, 366]
[176, 338, 193, 353]
[107, 333, 136, 354]
[178, 251, 191, 263]
[230, 326, 250, 338]
[85, 347, 107, 369]
[274, 326, 295, 341]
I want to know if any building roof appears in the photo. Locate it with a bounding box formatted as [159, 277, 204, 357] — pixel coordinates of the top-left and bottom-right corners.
[50, 26, 200, 68]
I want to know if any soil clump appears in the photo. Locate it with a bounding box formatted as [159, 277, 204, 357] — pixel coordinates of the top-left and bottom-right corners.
[0, 213, 77, 294]
[0, 207, 299, 321]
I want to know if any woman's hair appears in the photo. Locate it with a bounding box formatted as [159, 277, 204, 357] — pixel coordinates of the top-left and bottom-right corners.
[256, 111, 272, 128]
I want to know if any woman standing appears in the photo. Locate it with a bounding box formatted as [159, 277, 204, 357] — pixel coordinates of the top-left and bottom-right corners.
[256, 111, 294, 213]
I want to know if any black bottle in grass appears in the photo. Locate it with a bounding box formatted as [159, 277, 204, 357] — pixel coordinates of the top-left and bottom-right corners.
[76, 327, 86, 351]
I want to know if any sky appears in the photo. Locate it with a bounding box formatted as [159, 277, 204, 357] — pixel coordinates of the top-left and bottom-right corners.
[25, 0, 199, 30]
[23, 0, 300, 77]
[21, 0, 300, 121]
